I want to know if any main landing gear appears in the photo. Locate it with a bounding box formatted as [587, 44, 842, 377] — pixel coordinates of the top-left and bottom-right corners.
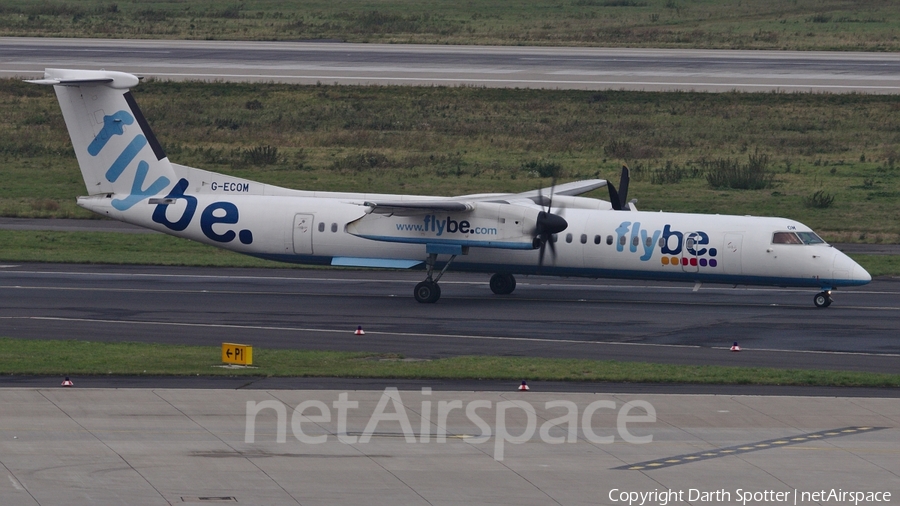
[813, 290, 833, 308]
[489, 273, 516, 295]
[414, 253, 457, 303]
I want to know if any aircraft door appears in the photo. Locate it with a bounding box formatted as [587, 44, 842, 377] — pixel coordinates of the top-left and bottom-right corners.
[722, 233, 743, 275]
[292, 213, 314, 255]
[681, 231, 701, 273]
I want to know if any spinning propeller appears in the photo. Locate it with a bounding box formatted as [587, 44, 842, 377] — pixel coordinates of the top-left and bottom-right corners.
[532, 179, 568, 269]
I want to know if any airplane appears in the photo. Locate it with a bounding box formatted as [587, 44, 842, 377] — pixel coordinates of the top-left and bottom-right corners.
[27, 68, 871, 307]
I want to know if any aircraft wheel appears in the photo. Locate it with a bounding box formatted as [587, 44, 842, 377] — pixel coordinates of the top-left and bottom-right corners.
[414, 281, 441, 303]
[489, 273, 516, 295]
[813, 292, 832, 308]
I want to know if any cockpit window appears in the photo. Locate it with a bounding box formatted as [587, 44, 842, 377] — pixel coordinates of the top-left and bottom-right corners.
[772, 232, 803, 244]
[773, 231, 827, 245]
[796, 232, 826, 245]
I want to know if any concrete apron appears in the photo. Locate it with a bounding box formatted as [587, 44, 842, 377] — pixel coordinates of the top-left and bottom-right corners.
[0, 388, 897, 505]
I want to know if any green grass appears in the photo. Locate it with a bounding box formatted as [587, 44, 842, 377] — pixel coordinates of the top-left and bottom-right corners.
[2, 338, 898, 387]
[0, 230, 283, 267]
[3, 79, 900, 243]
[1, 0, 900, 50]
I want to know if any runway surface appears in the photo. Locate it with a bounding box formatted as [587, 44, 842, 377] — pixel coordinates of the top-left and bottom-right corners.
[1, 263, 898, 373]
[3, 37, 900, 93]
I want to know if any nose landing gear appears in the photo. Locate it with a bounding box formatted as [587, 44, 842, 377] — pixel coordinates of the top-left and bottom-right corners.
[813, 290, 833, 308]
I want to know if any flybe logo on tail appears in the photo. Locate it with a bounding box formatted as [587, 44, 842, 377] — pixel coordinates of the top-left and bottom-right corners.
[88, 109, 170, 212]
[88, 110, 134, 155]
[615, 221, 718, 268]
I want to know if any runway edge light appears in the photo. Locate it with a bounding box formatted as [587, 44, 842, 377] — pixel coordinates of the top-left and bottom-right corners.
[731, 342, 741, 352]
[355, 325, 365, 335]
[519, 380, 530, 391]
[222, 343, 253, 365]
[61, 377, 73, 387]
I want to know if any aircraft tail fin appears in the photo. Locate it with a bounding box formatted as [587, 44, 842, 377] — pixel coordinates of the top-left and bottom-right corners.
[28, 69, 176, 209]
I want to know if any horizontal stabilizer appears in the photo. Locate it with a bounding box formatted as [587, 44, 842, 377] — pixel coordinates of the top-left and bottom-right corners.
[26, 69, 140, 89]
[26, 77, 113, 86]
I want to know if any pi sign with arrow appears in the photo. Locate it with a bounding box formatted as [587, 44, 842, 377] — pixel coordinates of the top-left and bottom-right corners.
[222, 343, 253, 365]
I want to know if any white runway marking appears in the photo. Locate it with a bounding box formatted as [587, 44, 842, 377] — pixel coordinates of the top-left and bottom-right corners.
[4, 315, 900, 357]
[7, 474, 23, 491]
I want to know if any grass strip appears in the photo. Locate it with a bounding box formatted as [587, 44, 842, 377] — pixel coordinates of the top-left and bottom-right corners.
[2, 338, 898, 388]
[1, 0, 900, 51]
[0, 230, 281, 267]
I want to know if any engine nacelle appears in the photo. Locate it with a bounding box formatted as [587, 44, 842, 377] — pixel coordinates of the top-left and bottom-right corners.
[347, 202, 546, 250]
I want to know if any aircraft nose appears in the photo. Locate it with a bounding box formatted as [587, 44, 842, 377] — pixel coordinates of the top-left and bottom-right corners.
[852, 259, 872, 284]
[833, 249, 871, 285]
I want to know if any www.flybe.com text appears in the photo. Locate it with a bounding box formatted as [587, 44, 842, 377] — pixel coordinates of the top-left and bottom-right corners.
[396, 215, 498, 236]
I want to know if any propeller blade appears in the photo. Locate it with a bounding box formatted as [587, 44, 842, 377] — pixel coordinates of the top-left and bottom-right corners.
[535, 177, 564, 271]
[607, 182, 622, 211]
[547, 177, 557, 211]
[607, 166, 631, 211]
[618, 165, 630, 210]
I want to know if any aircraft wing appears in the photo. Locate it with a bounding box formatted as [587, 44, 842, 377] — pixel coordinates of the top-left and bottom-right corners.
[363, 179, 608, 215]
[454, 179, 608, 202]
[512, 179, 608, 199]
[364, 200, 475, 215]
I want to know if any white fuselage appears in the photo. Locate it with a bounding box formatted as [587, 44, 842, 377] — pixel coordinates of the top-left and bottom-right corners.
[77, 170, 870, 290]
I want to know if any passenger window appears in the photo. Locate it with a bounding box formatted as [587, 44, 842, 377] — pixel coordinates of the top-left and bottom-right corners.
[619, 236, 627, 246]
[566, 233, 573, 243]
[632, 236, 639, 247]
[552, 234, 558, 243]
[331, 223, 338, 233]
[594, 235, 601, 245]
[318, 222, 325, 232]
[607, 235, 614, 245]
[772, 232, 803, 244]
[581, 234, 587, 244]
[658, 238, 665, 247]
[645, 237, 652, 247]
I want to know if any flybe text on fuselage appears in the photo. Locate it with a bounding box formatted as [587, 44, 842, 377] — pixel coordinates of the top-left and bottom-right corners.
[398, 215, 498, 236]
[151, 179, 254, 245]
[614, 221, 718, 268]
